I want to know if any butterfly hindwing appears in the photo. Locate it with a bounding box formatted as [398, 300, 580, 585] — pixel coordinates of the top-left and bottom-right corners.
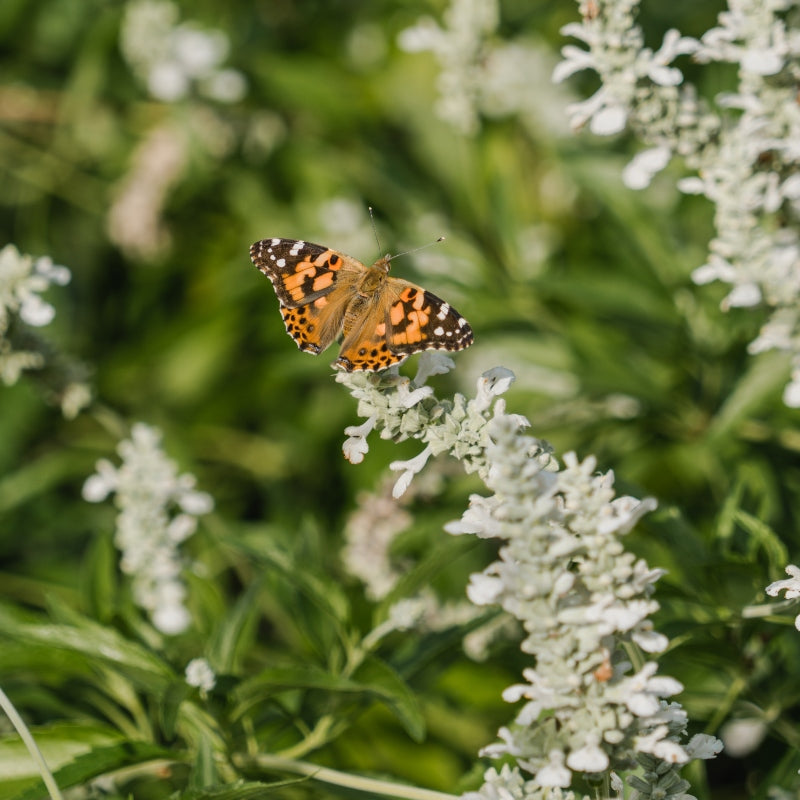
[279, 300, 339, 354]
[335, 296, 408, 371]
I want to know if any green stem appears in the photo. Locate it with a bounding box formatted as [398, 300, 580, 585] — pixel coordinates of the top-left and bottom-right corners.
[0, 685, 64, 800]
[235, 753, 458, 800]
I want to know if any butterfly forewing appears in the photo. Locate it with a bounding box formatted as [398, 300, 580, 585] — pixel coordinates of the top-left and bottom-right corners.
[250, 238, 361, 308]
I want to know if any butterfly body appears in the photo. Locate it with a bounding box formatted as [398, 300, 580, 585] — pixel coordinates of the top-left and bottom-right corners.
[251, 238, 473, 372]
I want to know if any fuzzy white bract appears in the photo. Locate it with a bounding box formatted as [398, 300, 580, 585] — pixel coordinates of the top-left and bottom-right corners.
[83, 423, 213, 635]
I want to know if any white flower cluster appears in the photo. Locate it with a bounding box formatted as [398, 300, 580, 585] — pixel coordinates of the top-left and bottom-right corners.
[120, 0, 247, 103]
[0, 244, 71, 386]
[448, 414, 722, 796]
[338, 358, 722, 797]
[447, 416, 719, 798]
[555, 0, 800, 406]
[337, 353, 531, 498]
[83, 423, 213, 635]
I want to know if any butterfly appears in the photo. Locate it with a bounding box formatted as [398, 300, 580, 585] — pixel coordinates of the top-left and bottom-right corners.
[251, 238, 473, 372]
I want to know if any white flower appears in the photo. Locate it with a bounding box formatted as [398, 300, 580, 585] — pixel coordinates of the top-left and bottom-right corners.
[342, 416, 376, 464]
[0, 244, 75, 391]
[534, 750, 571, 787]
[335, 363, 705, 795]
[467, 573, 504, 605]
[566, 737, 609, 772]
[413, 351, 455, 386]
[154, 603, 191, 636]
[722, 282, 762, 309]
[81, 459, 118, 502]
[685, 733, 724, 760]
[623, 146, 672, 190]
[590, 104, 629, 136]
[766, 564, 800, 599]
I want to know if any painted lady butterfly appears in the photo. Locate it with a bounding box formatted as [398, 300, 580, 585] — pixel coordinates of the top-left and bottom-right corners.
[251, 238, 473, 372]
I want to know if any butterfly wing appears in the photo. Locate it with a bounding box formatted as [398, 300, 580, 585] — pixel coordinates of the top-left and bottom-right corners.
[334, 278, 473, 372]
[251, 238, 364, 355]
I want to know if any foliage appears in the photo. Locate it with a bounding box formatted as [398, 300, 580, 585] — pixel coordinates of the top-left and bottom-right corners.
[0, 1, 799, 799]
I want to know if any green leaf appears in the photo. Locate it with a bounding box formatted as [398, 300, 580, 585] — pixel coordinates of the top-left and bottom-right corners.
[190, 734, 218, 789]
[233, 658, 424, 741]
[161, 680, 193, 741]
[0, 606, 174, 692]
[0, 729, 170, 800]
[208, 577, 264, 674]
[352, 656, 425, 743]
[80, 531, 118, 624]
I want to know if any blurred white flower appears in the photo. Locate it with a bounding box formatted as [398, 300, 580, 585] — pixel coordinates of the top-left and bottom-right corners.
[120, 0, 247, 104]
[623, 145, 672, 189]
[0, 244, 79, 394]
[720, 718, 767, 758]
[342, 480, 412, 601]
[399, 0, 571, 137]
[0, 245, 69, 333]
[107, 124, 186, 261]
[83, 423, 213, 635]
[185, 657, 216, 692]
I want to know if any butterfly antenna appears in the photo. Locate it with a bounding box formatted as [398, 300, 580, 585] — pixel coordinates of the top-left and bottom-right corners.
[389, 236, 446, 262]
[368, 206, 386, 259]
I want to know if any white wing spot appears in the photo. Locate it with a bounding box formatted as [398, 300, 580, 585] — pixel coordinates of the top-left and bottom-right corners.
[270, 238, 280, 246]
[458, 317, 467, 328]
[434, 326, 444, 336]
[437, 303, 450, 320]
[290, 241, 305, 256]
[276, 258, 286, 267]
[270, 254, 276, 261]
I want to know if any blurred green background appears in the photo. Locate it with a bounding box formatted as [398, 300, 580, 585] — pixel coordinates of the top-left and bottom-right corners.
[1, 1, 799, 798]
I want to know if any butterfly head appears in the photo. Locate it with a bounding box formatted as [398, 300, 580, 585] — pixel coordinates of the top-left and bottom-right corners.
[370, 254, 393, 274]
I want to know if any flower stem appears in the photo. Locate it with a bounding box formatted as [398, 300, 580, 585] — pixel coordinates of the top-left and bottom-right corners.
[0, 685, 64, 800]
[235, 753, 458, 800]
